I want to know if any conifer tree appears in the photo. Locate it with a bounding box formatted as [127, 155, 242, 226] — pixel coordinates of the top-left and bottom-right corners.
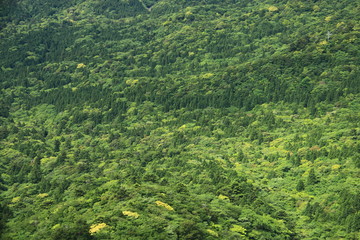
[296, 179, 305, 191]
[307, 168, 318, 185]
[54, 139, 60, 152]
[29, 157, 42, 183]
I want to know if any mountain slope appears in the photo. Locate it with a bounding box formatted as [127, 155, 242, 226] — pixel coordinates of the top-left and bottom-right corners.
[0, 0, 359, 239]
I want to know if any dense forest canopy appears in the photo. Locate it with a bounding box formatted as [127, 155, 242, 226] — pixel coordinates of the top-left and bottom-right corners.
[0, 0, 359, 239]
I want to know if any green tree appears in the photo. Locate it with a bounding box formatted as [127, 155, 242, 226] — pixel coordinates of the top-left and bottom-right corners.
[307, 168, 318, 185]
[296, 179, 305, 191]
[54, 139, 61, 152]
[29, 156, 42, 183]
[56, 151, 67, 165]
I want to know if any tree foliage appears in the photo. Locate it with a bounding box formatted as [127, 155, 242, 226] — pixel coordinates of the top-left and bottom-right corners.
[0, 0, 359, 239]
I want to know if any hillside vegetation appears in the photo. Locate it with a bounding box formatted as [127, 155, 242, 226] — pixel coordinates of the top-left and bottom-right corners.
[0, 0, 359, 239]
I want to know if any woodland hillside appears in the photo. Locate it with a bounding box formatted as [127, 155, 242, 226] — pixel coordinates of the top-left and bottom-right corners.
[0, 0, 359, 239]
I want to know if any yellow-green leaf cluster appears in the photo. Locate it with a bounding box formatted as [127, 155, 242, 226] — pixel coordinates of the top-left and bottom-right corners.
[155, 201, 174, 211]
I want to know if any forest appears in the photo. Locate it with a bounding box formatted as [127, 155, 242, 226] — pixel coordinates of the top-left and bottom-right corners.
[0, 0, 359, 239]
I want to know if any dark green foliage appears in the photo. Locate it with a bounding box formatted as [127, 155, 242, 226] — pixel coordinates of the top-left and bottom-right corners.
[29, 157, 42, 183]
[56, 151, 67, 165]
[54, 139, 61, 152]
[176, 220, 206, 240]
[296, 180, 305, 192]
[307, 168, 318, 185]
[0, 203, 11, 238]
[0, 176, 11, 238]
[51, 220, 93, 240]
